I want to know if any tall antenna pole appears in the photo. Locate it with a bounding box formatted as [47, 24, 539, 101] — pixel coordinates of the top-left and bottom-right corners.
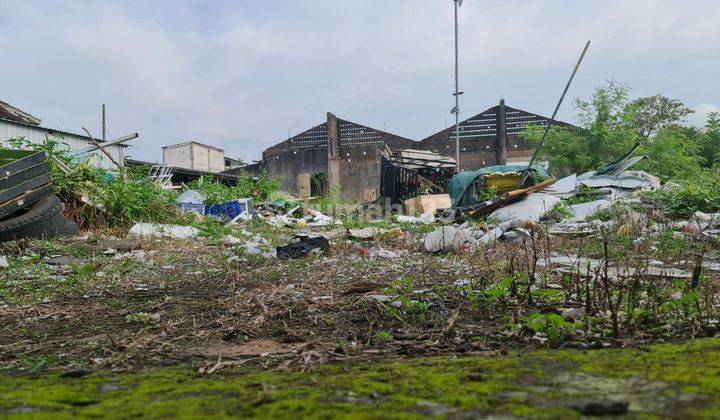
[518, 40, 591, 187]
[102, 104, 106, 142]
[452, 0, 463, 171]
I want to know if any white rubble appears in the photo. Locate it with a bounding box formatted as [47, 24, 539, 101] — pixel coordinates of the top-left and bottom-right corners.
[349, 227, 388, 239]
[397, 213, 436, 224]
[127, 223, 200, 240]
[222, 235, 243, 245]
[569, 199, 612, 221]
[368, 247, 400, 259]
[480, 218, 535, 244]
[489, 193, 562, 223]
[424, 226, 478, 253]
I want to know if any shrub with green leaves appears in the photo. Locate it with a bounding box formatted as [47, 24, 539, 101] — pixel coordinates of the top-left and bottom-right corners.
[647, 170, 720, 216]
[5, 136, 183, 228]
[6, 136, 106, 201]
[523, 312, 575, 342]
[98, 172, 181, 227]
[186, 171, 280, 205]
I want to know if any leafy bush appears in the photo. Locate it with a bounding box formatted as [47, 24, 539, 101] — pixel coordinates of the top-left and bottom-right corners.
[5, 136, 183, 229]
[98, 172, 182, 227]
[523, 82, 720, 185]
[698, 113, 720, 169]
[523, 312, 575, 342]
[186, 171, 280, 205]
[6, 137, 106, 201]
[647, 170, 720, 216]
[634, 126, 704, 181]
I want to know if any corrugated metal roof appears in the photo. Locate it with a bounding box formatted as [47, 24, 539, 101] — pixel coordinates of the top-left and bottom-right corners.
[0, 100, 41, 126]
[0, 117, 128, 147]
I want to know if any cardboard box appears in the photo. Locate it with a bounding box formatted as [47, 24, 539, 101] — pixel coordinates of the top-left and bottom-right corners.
[297, 173, 311, 198]
[404, 194, 451, 215]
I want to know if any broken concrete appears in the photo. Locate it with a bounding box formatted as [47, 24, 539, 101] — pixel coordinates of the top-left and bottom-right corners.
[127, 223, 200, 240]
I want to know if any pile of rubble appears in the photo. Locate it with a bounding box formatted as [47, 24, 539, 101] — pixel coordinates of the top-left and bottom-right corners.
[129, 143, 716, 264]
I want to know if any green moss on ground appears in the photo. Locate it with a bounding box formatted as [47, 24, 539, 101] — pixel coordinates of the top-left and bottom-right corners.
[2, 339, 720, 418]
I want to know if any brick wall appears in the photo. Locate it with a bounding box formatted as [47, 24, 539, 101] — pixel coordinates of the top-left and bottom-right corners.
[260, 104, 571, 200]
[263, 147, 327, 194]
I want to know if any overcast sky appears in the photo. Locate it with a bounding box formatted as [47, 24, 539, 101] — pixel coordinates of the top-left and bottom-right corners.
[1, 0, 718, 163]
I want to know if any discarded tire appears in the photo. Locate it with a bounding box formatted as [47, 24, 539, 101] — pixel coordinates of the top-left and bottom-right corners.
[0, 195, 69, 241]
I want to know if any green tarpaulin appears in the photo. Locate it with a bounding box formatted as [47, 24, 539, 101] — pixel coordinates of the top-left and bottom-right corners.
[448, 165, 551, 208]
[594, 142, 641, 176]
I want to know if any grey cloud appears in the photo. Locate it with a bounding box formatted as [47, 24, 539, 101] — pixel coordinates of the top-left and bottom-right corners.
[0, 0, 718, 163]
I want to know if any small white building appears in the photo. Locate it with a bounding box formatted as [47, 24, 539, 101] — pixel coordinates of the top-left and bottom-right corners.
[0, 100, 126, 169]
[162, 141, 225, 173]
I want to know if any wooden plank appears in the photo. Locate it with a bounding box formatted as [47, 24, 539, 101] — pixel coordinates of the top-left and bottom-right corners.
[0, 183, 53, 219]
[0, 172, 52, 204]
[0, 162, 50, 190]
[507, 178, 557, 198]
[0, 150, 46, 177]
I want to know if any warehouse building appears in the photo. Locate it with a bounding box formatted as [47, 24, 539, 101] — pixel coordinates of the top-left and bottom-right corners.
[259, 100, 570, 201]
[263, 112, 414, 202]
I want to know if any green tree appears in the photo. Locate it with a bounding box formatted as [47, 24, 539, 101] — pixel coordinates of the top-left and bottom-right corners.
[523, 80, 638, 176]
[698, 112, 720, 169]
[635, 126, 703, 181]
[624, 94, 694, 138]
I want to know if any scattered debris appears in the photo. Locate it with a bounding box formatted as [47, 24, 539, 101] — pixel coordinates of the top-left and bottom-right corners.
[397, 213, 435, 224]
[448, 164, 552, 208]
[276, 236, 330, 259]
[222, 235, 243, 245]
[424, 226, 478, 253]
[368, 246, 400, 259]
[379, 148, 456, 206]
[538, 254, 692, 279]
[404, 194, 451, 216]
[176, 189, 206, 215]
[0, 148, 77, 241]
[489, 193, 561, 222]
[480, 218, 536, 244]
[349, 227, 388, 239]
[206, 198, 254, 221]
[127, 223, 200, 240]
[568, 200, 612, 221]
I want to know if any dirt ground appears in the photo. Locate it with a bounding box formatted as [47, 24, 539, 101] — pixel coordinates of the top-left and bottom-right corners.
[1, 217, 718, 372]
[1, 216, 719, 417]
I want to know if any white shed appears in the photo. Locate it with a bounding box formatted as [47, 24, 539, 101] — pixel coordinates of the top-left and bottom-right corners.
[0, 118, 126, 170]
[162, 142, 225, 173]
[0, 100, 126, 170]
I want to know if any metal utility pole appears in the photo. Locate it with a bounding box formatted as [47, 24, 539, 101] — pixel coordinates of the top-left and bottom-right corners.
[101, 104, 106, 141]
[518, 40, 591, 188]
[452, 0, 463, 171]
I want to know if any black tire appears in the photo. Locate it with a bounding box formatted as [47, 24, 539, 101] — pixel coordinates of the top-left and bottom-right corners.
[59, 221, 79, 236]
[0, 195, 67, 242]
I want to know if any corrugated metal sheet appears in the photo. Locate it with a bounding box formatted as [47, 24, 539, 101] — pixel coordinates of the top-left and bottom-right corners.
[0, 119, 125, 170]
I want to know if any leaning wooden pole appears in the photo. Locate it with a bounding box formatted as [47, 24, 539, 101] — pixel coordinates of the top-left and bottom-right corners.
[518, 40, 591, 188]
